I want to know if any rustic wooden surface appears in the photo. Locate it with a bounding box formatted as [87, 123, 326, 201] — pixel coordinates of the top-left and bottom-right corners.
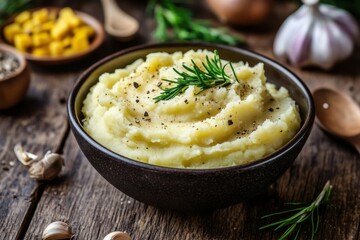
[1, 1, 359, 239]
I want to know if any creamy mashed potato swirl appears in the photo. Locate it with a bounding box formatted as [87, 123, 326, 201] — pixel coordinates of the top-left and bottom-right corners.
[82, 50, 301, 169]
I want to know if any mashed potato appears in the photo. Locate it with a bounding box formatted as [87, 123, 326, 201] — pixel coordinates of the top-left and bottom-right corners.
[82, 50, 301, 168]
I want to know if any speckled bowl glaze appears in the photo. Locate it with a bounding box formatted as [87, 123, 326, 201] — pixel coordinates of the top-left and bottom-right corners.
[67, 43, 315, 211]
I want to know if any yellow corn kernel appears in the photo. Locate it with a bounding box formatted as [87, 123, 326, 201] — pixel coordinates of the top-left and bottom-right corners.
[51, 20, 70, 39]
[14, 33, 32, 52]
[73, 25, 95, 38]
[59, 7, 81, 28]
[59, 7, 76, 18]
[32, 8, 49, 25]
[40, 21, 55, 32]
[3, 23, 21, 43]
[32, 46, 49, 56]
[71, 32, 89, 52]
[61, 37, 72, 48]
[14, 11, 31, 24]
[32, 32, 51, 47]
[22, 20, 34, 34]
[49, 41, 63, 56]
[68, 15, 81, 28]
[63, 48, 76, 56]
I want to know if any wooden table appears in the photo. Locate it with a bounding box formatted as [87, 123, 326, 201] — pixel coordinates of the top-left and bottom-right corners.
[1, 1, 359, 239]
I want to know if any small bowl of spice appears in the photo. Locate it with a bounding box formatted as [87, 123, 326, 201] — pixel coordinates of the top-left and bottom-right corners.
[0, 43, 30, 109]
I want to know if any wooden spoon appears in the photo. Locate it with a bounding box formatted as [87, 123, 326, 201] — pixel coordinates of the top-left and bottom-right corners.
[313, 87, 360, 154]
[100, 0, 139, 40]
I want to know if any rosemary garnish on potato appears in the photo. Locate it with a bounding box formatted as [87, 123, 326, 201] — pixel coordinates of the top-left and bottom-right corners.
[260, 181, 333, 240]
[154, 50, 239, 102]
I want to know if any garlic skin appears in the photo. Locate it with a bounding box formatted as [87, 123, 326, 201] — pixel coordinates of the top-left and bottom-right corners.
[274, 0, 359, 69]
[103, 231, 132, 240]
[42, 221, 72, 240]
[14, 145, 64, 181]
[14, 144, 38, 166]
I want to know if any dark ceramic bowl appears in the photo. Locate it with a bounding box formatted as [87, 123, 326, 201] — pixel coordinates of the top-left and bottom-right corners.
[67, 43, 315, 211]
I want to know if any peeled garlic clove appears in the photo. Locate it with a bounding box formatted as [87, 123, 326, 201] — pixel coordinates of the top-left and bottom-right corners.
[42, 221, 72, 240]
[273, 0, 359, 69]
[103, 231, 132, 240]
[14, 144, 39, 166]
[29, 151, 64, 181]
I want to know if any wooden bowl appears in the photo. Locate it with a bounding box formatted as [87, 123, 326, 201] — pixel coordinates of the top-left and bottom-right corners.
[0, 43, 30, 109]
[67, 43, 315, 211]
[0, 7, 105, 65]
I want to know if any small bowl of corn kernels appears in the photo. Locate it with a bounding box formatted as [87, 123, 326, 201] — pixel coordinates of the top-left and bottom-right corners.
[0, 7, 105, 65]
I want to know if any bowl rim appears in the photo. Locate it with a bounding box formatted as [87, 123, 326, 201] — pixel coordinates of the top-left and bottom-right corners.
[67, 42, 315, 173]
[0, 6, 105, 64]
[0, 43, 27, 82]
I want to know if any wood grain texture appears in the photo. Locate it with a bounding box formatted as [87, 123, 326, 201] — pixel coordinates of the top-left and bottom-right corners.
[0, 69, 74, 239]
[2, 0, 360, 239]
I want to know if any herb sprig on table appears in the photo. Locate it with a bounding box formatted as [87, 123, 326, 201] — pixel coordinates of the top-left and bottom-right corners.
[260, 181, 332, 240]
[154, 50, 239, 102]
[148, 0, 243, 45]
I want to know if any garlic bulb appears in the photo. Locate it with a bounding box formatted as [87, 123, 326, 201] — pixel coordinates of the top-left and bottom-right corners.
[42, 221, 72, 240]
[273, 0, 358, 69]
[103, 231, 132, 240]
[14, 144, 64, 181]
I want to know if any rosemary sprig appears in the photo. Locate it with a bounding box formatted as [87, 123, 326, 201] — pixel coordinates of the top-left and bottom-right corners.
[149, 0, 243, 45]
[154, 50, 239, 102]
[260, 181, 333, 240]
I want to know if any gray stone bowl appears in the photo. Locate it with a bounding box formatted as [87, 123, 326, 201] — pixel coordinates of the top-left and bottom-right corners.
[67, 43, 315, 211]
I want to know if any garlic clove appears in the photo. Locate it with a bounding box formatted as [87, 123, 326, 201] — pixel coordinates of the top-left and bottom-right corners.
[14, 144, 39, 166]
[327, 21, 354, 60]
[273, 5, 310, 61]
[103, 231, 132, 240]
[42, 221, 72, 240]
[309, 19, 353, 69]
[309, 20, 334, 69]
[28, 151, 64, 181]
[286, 12, 313, 65]
[321, 5, 359, 40]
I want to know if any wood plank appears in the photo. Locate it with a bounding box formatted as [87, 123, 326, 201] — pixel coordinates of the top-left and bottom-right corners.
[0, 69, 74, 239]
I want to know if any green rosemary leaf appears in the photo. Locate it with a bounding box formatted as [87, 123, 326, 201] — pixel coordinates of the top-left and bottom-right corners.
[149, 0, 243, 45]
[154, 50, 238, 103]
[260, 181, 332, 240]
